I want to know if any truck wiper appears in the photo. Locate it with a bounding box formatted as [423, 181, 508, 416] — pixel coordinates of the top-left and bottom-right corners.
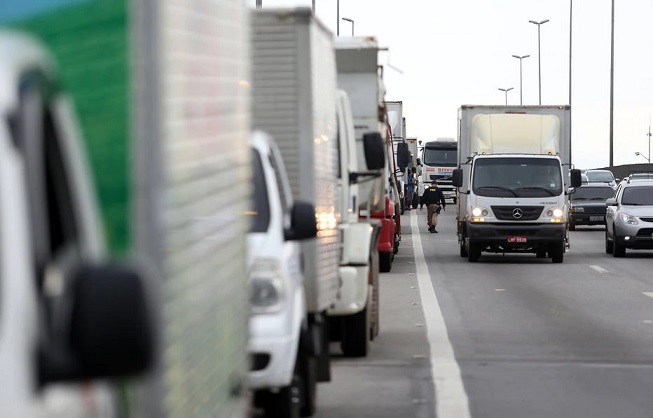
[516, 186, 557, 196]
[475, 186, 519, 197]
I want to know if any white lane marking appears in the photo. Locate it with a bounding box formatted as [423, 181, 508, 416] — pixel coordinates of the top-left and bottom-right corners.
[643, 292, 653, 299]
[410, 211, 471, 418]
[590, 265, 608, 274]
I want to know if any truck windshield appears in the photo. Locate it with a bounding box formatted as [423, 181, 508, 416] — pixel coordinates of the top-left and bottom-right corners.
[423, 148, 457, 166]
[249, 149, 270, 233]
[473, 157, 562, 198]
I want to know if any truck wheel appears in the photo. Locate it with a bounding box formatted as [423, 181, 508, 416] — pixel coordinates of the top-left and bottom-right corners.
[341, 304, 370, 358]
[257, 360, 302, 418]
[613, 237, 626, 258]
[605, 229, 614, 254]
[467, 242, 481, 262]
[452, 197, 457, 204]
[298, 346, 317, 417]
[460, 240, 468, 257]
[536, 249, 547, 258]
[393, 233, 399, 254]
[379, 252, 392, 272]
[550, 243, 564, 263]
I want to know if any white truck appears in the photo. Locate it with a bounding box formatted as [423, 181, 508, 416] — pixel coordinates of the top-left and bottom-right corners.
[452, 105, 581, 263]
[0, 30, 153, 417]
[333, 37, 388, 356]
[251, 7, 341, 387]
[248, 132, 319, 417]
[420, 138, 458, 203]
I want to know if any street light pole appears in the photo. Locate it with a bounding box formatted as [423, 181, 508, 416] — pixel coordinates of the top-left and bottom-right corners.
[342, 17, 354, 36]
[337, 0, 339, 36]
[648, 122, 652, 164]
[609, 0, 615, 167]
[529, 19, 549, 105]
[498, 87, 514, 105]
[512, 54, 530, 105]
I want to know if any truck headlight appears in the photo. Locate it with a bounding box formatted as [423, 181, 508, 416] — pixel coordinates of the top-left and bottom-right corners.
[546, 208, 565, 223]
[572, 207, 584, 213]
[249, 259, 286, 314]
[472, 207, 489, 217]
[618, 212, 638, 225]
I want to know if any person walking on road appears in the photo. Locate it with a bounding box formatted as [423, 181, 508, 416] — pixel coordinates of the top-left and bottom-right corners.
[422, 181, 446, 233]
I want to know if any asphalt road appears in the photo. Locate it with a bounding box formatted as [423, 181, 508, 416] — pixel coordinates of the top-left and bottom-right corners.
[317, 208, 653, 418]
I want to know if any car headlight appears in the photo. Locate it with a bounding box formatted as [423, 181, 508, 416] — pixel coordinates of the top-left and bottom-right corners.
[572, 206, 584, 213]
[618, 212, 638, 225]
[249, 259, 286, 314]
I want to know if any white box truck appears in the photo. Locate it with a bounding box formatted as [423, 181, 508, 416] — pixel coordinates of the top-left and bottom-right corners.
[452, 105, 581, 263]
[420, 138, 458, 203]
[251, 7, 340, 383]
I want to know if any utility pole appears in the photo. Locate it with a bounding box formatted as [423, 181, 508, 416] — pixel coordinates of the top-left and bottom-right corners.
[529, 19, 549, 105]
[609, 0, 614, 167]
[512, 54, 530, 105]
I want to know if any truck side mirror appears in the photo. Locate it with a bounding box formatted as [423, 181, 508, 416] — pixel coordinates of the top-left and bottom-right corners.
[396, 142, 410, 171]
[41, 263, 155, 384]
[285, 201, 318, 241]
[452, 168, 463, 188]
[363, 132, 385, 170]
[570, 168, 582, 188]
[606, 198, 617, 206]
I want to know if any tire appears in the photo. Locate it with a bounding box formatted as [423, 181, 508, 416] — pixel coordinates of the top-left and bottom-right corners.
[379, 252, 392, 272]
[605, 229, 614, 254]
[467, 242, 481, 262]
[569, 222, 576, 231]
[341, 305, 370, 358]
[298, 348, 317, 417]
[257, 362, 302, 418]
[393, 233, 399, 254]
[460, 240, 468, 257]
[452, 197, 457, 205]
[550, 242, 564, 263]
[613, 236, 626, 258]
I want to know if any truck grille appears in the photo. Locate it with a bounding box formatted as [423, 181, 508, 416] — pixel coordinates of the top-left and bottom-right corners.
[491, 206, 544, 221]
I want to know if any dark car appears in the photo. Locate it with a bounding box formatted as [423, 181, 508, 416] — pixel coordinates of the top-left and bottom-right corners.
[569, 184, 616, 230]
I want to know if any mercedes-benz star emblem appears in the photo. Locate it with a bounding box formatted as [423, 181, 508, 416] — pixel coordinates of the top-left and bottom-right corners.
[512, 208, 523, 219]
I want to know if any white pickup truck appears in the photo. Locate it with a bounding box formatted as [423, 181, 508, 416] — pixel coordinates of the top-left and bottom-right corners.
[0, 31, 153, 417]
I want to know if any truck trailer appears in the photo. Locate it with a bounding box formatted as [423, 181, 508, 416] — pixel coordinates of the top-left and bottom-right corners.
[452, 105, 581, 263]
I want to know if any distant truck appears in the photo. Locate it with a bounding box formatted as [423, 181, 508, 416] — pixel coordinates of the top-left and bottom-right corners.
[420, 138, 458, 203]
[452, 105, 581, 263]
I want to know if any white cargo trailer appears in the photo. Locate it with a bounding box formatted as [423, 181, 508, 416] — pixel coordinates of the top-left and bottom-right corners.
[251, 7, 340, 381]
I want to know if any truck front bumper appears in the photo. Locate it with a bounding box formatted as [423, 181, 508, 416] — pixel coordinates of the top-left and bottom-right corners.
[467, 221, 566, 250]
[329, 265, 369, 316]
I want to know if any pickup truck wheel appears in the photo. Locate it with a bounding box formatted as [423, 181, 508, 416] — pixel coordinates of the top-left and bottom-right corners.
[341, 304, 370, 358]
[379, 252, 392, 272]
[467, 242, 481, 262]
[257, 361, 302, 418]
[605, 229, 614, 254]
[613, 236, 626, 258]
[550, 243, 564, 263]
[298, 347, 317, 417]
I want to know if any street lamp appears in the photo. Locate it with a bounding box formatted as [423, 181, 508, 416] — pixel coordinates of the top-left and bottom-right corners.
[342, 17, 354, 36]
[512, 54, 530, 105]
[529, 19, 549, 105]
[498, 87, 514, 105]
[635, 152, 650, 163]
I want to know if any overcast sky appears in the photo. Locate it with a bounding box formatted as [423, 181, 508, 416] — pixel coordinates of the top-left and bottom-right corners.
[247, 0, 653, 169]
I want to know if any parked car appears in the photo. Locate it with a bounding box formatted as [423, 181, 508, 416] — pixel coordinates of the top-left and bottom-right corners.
[569, 184, 616, 230]
[605, 180, 653, 257]
[585, 169, 617, 189]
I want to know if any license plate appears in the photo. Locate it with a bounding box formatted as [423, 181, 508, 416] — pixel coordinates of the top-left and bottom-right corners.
[507, 236, 527, 243]
[590, 216, 603, 222]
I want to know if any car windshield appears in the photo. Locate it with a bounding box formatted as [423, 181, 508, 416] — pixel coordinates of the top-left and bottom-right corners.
[423, 147, 457, 166]
[621, 186, 653, 206]
[249, 149, 270, 233]
[571, 187, 615, 201]
[586, 170, 614, 182]
[473, 157, 562, 197]
[630, 173, 653, 180]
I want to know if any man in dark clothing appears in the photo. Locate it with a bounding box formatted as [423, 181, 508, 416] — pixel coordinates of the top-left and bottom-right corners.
[421, 181, 446, 233]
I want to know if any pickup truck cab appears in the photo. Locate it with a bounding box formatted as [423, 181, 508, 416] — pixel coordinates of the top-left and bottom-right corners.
[248, 132, 318, 417]
[0, 30, 152, 417]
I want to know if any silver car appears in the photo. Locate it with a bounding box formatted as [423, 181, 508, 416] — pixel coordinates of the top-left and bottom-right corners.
[605, 179, 653, 257]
